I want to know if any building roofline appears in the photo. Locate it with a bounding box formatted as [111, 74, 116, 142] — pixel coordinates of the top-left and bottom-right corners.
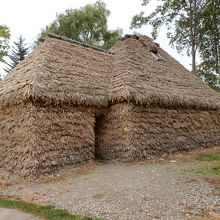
[47, 33, 114, 55]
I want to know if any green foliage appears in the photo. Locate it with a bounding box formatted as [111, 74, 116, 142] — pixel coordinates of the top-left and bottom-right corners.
[0, 197, 104, 220]
[211, 86, 220, 93]
[36, 1, 122, 49]
[194, 153, 220, 162]
[131, 0, 204, 53]
[131, 0, 220, 81]
[196, 0, 220, 86]
[4, 35, 30, 73]
[196, 62, 219, 86]
[0, 25, 10, 63]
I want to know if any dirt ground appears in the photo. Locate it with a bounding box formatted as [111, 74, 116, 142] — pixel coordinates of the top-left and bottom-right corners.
[0, 147, 220, 220]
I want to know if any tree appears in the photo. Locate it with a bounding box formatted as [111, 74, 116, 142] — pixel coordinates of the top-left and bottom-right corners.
[36, 1, 122, 49]
[131, 0, 206, 73]
[196, 0, 220, 86]
[0, 25, 10, 63]
[4, 35, 29, 73]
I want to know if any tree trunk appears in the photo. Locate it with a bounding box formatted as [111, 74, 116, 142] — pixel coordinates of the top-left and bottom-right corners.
[189, 0, 197, 73]
[191, 43, 196, 73]
[213, 0, 219, 76]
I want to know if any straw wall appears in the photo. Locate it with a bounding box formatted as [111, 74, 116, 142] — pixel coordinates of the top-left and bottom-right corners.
[97, 103, 220, 161]
[95, 103, 133, 160]
[0, 103, 35, 176]
[0, 102, 95, 177]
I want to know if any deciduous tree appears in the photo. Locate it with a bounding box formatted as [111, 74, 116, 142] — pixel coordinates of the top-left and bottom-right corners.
[131, 0, 206, 73]
[197, 0, 220, 85]
[37, 1, 122, 49]
[0, 25, 10, 63]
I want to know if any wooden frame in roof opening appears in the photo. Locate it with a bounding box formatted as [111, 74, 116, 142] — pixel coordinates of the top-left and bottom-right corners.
[150, 51, 165, 61]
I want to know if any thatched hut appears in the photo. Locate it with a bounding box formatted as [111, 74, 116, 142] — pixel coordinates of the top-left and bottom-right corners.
[0, 34, 220, 177]
[0, 34, 112, 177]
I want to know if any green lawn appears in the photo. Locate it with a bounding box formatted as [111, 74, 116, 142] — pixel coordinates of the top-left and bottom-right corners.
[194, 152, 220, 162]
[0, 197, 104, 220]
[189, 152, 220, 176]
[188, 165, 220, 176]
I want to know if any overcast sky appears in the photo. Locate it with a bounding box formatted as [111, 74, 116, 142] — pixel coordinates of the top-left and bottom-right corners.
[0, 0, 191, 74]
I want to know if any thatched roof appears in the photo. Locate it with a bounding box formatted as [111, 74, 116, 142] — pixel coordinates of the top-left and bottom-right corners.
[0, 33, 219, 109]
[109, 34, 220, 109]
[0, 34, 113, 108]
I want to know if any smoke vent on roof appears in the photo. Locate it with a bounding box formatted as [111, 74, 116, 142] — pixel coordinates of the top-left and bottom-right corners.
[150, 50, 164, 61]
[150, 46, 164, 61]
[150, 45, 158, 53]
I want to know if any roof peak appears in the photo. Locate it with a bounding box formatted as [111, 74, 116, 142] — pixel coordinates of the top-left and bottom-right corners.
[120, 34, 160, 53]
[47, 33, 113, 55]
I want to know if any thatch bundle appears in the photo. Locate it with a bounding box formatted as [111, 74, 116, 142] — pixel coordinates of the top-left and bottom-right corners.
[0, 33, 219, 177]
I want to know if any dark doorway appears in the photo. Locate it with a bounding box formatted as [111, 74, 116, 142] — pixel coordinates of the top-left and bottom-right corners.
[94, 114, 104, 160]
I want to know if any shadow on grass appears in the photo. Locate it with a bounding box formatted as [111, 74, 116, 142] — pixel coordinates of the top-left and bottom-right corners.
[0, 197, 104, 220]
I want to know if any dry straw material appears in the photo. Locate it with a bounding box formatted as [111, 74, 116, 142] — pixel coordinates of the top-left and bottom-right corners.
[97, 103, 220, 161]
[0, 33, 219, 177]
[0, 35, 113, 108]
[0, 102, 95, 177]
[109, 35, 220, 109]
[0, 34, 219, 110]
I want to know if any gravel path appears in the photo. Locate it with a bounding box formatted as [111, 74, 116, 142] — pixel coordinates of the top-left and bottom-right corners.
[0, 208, 39, 220]
[1, 158, 220, 220]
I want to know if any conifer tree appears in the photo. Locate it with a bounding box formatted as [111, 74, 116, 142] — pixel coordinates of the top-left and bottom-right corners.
[5, 35, 29, 73]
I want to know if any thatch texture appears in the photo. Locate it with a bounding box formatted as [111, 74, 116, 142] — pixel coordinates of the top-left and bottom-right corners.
[109, 35, 220, 109]
[0, 33, 220, 177]
[0, 103, 95, 177]
[0, 103, 35, 175]
[0, 45, 46, 108]
[97, 103, 220, 161]
[0, 34, 219, 110]
[95, 104, 132, 160]
[0, 35, 113, 108]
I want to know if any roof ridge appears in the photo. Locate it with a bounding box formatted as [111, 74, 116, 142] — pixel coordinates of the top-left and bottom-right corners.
[47, 33, 114, 55]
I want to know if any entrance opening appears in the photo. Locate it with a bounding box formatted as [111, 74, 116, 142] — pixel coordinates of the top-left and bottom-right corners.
[94, 114, 104, 160]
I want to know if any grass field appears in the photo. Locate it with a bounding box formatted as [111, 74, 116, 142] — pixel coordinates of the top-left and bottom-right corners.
[194, 153, 220, 162]
[0, 197, 104, 220]
[192, 152, 220, 176]
[182, 152, 220, 177]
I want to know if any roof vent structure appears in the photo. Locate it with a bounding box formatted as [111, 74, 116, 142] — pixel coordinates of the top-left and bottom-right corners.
[150, 47, 164, 61]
